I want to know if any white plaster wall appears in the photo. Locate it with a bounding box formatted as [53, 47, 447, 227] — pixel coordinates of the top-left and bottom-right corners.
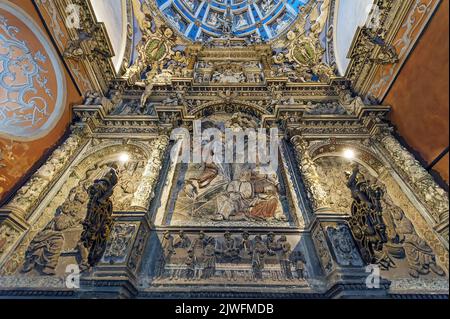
[90, 0, 128, 73]
[334, 0, 373, 75]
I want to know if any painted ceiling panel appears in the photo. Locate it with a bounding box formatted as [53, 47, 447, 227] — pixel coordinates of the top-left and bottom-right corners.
[157, 0, 310, 42]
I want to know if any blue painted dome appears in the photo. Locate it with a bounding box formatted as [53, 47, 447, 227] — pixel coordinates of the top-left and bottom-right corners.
[156, 0, 310, 42]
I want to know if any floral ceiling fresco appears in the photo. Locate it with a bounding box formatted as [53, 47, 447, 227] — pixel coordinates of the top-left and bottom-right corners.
[157, 0, 310, 42]
[0, 1, 77, 202]
[0, 2, 66, 141]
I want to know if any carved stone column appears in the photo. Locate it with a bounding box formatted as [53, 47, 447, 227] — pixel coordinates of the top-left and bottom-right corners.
[374, 130, 449, 243]
[291, 136, 329, 212]
[130, 136, 170, 211]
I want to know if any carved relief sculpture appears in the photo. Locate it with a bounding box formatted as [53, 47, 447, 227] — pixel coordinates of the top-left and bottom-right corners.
[78, 168, 118, 271]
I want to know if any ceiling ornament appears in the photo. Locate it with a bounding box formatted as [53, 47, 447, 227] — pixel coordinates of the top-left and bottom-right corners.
[154, 0, 311, 43]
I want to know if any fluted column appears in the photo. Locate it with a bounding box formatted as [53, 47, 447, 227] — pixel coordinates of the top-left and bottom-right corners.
[131, 136, 169, 211]
[291, 136, 329, 212]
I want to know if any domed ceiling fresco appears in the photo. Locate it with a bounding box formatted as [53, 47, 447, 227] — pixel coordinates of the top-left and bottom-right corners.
[156, 0, 310, 42]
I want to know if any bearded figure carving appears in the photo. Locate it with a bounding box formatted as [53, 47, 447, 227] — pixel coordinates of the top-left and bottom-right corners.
[22, 186, 88, 275]
[382, 194, 445, 278]
[78, 168, 118, 271]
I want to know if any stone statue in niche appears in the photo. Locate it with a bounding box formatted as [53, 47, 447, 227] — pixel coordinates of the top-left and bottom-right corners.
[188, 231, 208, 255]
[265, 232, 277, 255]
[202, 237, 217, 279]
[184, 250, 196, 280]
[240, 231, 252, 254]
[78, 168, 118, 271]
[22, 185, 88, 275]
[222, 231, 240, 262]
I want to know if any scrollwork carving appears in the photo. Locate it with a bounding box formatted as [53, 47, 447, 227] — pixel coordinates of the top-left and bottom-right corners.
[377, 131, 449, 224]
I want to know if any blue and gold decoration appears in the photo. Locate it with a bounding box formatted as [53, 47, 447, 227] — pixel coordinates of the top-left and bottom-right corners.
[156, 0, 309, 41]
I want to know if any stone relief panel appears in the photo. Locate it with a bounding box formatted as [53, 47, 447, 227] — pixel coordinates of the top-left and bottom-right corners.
[102, 223, 138, 265]
[315, 156, 355, 213]
[0, 142, 150, 276]
[142, 231, 313, 286]
[326, 224, 364, 267]
[163, 113, 296, 227]
[342, 162, 448, 282]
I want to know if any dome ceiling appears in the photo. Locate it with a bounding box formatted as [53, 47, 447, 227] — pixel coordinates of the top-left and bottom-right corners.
[156, 0, 311, 42]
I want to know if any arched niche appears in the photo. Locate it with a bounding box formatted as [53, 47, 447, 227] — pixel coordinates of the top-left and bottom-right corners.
[0, 142, 150, 276]
[307, 140, 449, 277]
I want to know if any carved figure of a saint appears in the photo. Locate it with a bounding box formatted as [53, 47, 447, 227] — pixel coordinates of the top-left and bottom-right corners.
[22, 186, 88, 275]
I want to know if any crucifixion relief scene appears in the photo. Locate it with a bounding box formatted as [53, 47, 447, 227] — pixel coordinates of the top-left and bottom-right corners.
[0, 0, 448, 300]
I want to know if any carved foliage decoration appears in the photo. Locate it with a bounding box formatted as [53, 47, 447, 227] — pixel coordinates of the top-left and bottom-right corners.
[7, 127, 86, 217]
[312, 226, 333, 275]
[377, 132, 449, 224]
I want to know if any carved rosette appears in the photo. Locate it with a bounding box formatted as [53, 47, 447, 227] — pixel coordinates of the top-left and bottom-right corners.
[131, 136, 169, 211]
[291, 136, 329, 212]
[5, 126, 89, 219]
[376, 131, 449, 225]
